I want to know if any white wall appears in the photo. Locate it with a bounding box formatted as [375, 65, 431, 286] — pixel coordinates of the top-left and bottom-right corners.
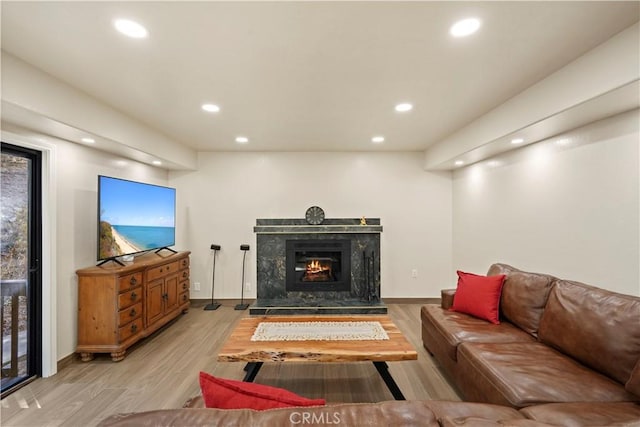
[2, 127, 170, 363]
[170, 152, 452, 300]
[2, 52, 197, 170]
[452, 110, 639, 295]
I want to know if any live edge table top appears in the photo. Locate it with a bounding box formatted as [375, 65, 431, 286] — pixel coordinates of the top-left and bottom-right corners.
[217, 315, 418, 363]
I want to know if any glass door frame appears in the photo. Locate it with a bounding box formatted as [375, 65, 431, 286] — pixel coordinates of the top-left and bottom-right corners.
[1, 142, 43, 397]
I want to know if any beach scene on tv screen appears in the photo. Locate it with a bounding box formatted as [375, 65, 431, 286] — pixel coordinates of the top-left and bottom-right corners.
[99, 178, 175, 260]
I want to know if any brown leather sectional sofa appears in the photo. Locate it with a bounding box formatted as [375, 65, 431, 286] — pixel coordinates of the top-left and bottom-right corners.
[421, 264, 640, 414]
[98, 263, 640, 426]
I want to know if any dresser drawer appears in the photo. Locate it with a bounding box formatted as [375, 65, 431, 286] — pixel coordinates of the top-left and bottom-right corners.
[179, 279, 189, 293]
[179, 291, 190, 305]
[118, 302, 142, 327]
[118, 272, 143, 292]
[179, 268, 189, 281]
[147, 261, 179, 282]
[119, 318, 143, 341]
[118, 287, 141, 309]
[179, 257, 189, 269]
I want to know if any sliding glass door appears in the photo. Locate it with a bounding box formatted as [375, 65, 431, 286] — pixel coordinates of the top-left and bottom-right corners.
[1, 142, 42, 397]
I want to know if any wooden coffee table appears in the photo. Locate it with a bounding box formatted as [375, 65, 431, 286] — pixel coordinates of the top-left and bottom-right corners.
[218, 315, 417, 400]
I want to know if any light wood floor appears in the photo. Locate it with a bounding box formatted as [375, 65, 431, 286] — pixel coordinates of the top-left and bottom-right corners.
[1, 301, 461, 426]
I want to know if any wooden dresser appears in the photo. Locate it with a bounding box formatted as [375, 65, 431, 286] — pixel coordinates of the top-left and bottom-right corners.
[76, 250, 190, 362]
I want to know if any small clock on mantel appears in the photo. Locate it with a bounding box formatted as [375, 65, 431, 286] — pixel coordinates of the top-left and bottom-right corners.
[305, 206, 325, 225]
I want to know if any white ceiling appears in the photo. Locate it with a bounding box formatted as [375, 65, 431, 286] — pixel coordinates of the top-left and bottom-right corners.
[1, 1, 639, 153]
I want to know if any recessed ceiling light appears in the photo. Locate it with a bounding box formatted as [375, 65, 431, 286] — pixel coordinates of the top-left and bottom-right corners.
[81, 137, 95, 144]
[556, 138, 571, 146]
[201, 103, 220, 113]
[235, 136, 249, 144]
[395, 103, 413, 112]
[152, 160, 162, 166]
[371, 136, 385, 143]
[114, 19, 148, 39]
[450, 18, 481, 37]
[454, 160, 464, 166]
[511, 138, 524, 145]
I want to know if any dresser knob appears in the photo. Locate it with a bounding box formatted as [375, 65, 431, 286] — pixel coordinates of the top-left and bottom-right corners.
[131, 323, 138, 333]
[129, 308, 136, 317]
[131, 292, 137, 300]
[129, 277, 137, 286]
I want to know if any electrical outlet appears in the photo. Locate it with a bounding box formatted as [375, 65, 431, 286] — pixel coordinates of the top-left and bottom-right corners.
[411, 269, 418, 278]
[245, 282, 252, 291]
[194, 282, 201, 291]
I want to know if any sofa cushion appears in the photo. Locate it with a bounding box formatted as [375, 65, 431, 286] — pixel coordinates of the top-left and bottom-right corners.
[421, 305, 534, 362]
[537, 280, 640, 385]
[451, 271, 506, 324]
[487, 264, 555, 337]
[424, 400, 524, 421]
[626, 359, 640, 397]
[439, 416, 554, 426]
[456, 342, 638, 408]
[520, 402, 640, 426]
[199, 372, 325, 410]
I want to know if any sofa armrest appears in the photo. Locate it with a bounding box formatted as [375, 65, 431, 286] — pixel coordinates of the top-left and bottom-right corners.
[441, 289, 456, 310]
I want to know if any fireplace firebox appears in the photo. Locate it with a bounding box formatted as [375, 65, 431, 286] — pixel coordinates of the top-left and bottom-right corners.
[285, 240, 351, 292]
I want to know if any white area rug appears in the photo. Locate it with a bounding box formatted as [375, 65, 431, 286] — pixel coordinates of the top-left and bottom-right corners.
[250, 321, 389, 341]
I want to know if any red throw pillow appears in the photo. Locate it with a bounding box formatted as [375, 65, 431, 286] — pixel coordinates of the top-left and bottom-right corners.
[450, 271, 506, 324]
[199, 371, 326, 410]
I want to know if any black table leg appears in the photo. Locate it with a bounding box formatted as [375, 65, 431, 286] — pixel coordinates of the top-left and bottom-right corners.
[242, 361, 405, 399]
[373, 361, 405, 400]
[243, 362, 263, 382]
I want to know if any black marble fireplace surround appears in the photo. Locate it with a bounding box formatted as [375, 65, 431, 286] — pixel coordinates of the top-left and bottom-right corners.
[250, 218, 387, 315]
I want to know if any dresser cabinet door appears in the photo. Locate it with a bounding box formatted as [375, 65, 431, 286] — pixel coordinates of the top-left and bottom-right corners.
[146, 279, 165, 326]
[164, 273, 180, 312]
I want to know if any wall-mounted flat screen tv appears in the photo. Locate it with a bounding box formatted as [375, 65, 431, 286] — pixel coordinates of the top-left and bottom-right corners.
[98, 175, 176, 262]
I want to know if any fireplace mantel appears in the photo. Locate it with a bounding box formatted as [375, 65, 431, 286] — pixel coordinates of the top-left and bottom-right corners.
[251, 217, 386, 315]
[254, 218, 382, 235]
